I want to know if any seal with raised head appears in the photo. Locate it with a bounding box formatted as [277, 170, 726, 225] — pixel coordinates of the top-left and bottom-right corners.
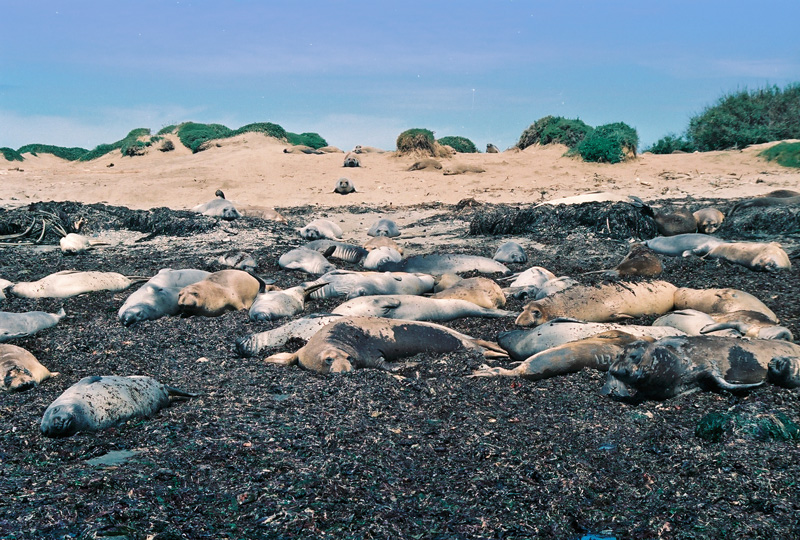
[306, 270, 434, 300]
[298, 219, 343, 241]
[236, 314, 343, 357]
[363, 246, 403, 270]
[493, 241, 527, 264]
[705, 241, 791, 272]
[431, 276, 506, 309]
[516, 280, 677, 327]
[673, 287, 778, 322]
[263, 316, 506, 373]
[177, 269, 264, 317]
[334, 177, 356, 195]
[304, 240, 367, 263]
[486, 144, 499, 153]
[1, 308, 66, 342]
[343, 153, 361, 167]
[40, 375, 195, 437]
[10, 271, 145, 299]
[363, 236, 403, 254]
[278, 246, 336, 275]
[601, 336, 800, 401]
[654, 208, 697, 236]
[367, 218, 401, 238]
[701, 310, 794, 341]
[642, 233, 725, 257]
[377, 254, 511, 276]
[331, 294, 516, 321]
[693, 207, 725, 234]
[1, 344, 58, 392]
[118, 269, 211, 326]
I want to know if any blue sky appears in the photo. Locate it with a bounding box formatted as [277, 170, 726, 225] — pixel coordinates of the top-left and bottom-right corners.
[2, 0, 799, 152]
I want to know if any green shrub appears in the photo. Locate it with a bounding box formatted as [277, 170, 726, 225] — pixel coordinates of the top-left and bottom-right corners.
[437, 136, 478, 153]
[157, 125, 177, 135]
[396, 128, 437, 154]
[576, 122, 638, 163]
[79, 128, 152, 161]
[175, 121, 288, 153]
[17, 144, 88, 161]
[517, 116, 593, 150]
[646, 134, 695, 154]
[286, 131, 327, 149]
[233, 122, 288, 141]
[119, 128, 153, 157]
[688, 84, 800, 151]
[80, 143, 120, 161]
[1, 147, 24, 161]
[759, 141, 800, 168]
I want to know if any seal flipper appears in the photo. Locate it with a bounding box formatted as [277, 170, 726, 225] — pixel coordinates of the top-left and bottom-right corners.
[709, 374, 764, 392]
[264, 351, 299, 367]
[701, 322, 746, 335]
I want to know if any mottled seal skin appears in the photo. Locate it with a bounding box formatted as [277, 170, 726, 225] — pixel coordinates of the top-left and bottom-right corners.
[367, 218, 401, 238]
[706, 242, 791, 272]
[431, 277, 506, 309]
[654, 208, 697, 236]
[118, 269, 211, 326]
[606, 243, 662, 279]
[377, 254, 511, 276]
[191, 197, 241, 220]
[334, 177, 356, 194]
[653, 309, 739, 337]
[343, 153, 361, 167]
[602, 336, 800, 401]
[486, 144, 499, 153]
[642, 234, 725, 257]
[264, 317, 505, 373]
[1, 308, 66, 342]
[516, 280, 677, 327]
[306, 270, 434, 300]
[40, 375, 194, 437]
[214, 251, 257, 273]
[363, 247, 403, 270]
[298, 219, 343, 241]
[768, 357, 800, 388]
[248, 283, 325, 322]
[673, 287, 778, 322]
[498, 318, 686, 361]
[332, 294, 516, 321]
[363, 236, 403, 254]
[177, 269, 263, 317]
[692, 208, 725, 234]
[701, 310, 794, 341]
[493, 242, 527, 264]
[1, 344, 57, 392]
[407, 158, 442, 171]
[235, 314, 343, 357]
[10, 271, 145, 299]
[278, 247, 336, 275]
[472, 330, 646, 380]
[304, 240, 367, 263]
[59, 233, 108, 254]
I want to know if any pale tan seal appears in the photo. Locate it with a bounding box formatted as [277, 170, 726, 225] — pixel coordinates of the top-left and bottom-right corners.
[407, 158, 442, 171]
[692, 207, 725, 234]
[236, 204, 288, 222]
[353, 145, 384, 154]
[431, 276, 506, 309]
[363, 236, 404, 254]
[673, 287, 778, 322]
[317, 146, 343, 153]
[331, 294, 516, 321]
[1, 344, 58, 392]
[334, 177, 356, 194]
[283, 145, 323, 154]
[177, 269, 263, 317]
[705, 242, 791, 272]
[10, 271, 145, 299]
[59, 233, 109, 254]
[654, 208, 697, 236]
[515, 280, 677, 327]
[343, 153, 361, 167]
[442, 163, 485, 175]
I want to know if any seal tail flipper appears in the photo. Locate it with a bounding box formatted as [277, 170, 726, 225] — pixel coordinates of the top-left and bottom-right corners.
[710, 375, 764, 392]
[165, 386, 198, 400]
[126, 276, 151, 284]
[264, 352, 299, 367]
[700, 322, 746, 335]
[302, 282, 328, 299]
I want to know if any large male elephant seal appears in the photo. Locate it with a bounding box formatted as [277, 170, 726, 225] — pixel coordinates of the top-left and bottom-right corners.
[705, 242, 791, 272]
[298, 219, 343, 240]
[304, 240, 367, 263]
[40, 375, 195, 437]
[431, 276, 507, 309]
[236, 314, 343, 357]
[367, 218, 401, 238]
[248, 283, 325, 322]
[602, 336, 800, 401]
[654, 208, 697, 236]
[642, 234, 725, 257]
[516, 280, 677, 327]
[278, 247, 336, 275]
[306, 270, 434, 300]
[264, 317, 505, 373]
[693, 208, 724, 234]
[118, 269, 211, 326]
[331, 295, 516, 321]
[493, 241, 527, 264]
[673, 287, 778, 322]
[10, 271, 146, 299]
[1, 308, 66, 342]
[1, 344, 57, 392]
[377, 254, 510, 276]
[177, 269, 264, 317]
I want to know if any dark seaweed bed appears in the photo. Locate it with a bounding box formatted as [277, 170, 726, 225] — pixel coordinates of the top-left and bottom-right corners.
[1, 199, 799, 540]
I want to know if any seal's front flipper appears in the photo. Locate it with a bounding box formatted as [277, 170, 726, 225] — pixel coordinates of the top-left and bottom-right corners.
[264, 352, 299, 367]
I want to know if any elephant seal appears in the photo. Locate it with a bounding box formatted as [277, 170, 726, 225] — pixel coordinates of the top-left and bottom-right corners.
[279, 246, 336, 275]
[472, 330, 646, 380]
[59, 233, 109, 254]
[40, 375, 195, 437]
[213, 251, 256, 273]
[177, 269, 263, 317]
[505, 267, 556, 288]
[118, 269, 211, 326]
[334, 177, 356, 194]
[367, 218, 401, 238]
[10, 271, 145, 299]
[377, 254, 511, 276]
[191, 195, 241, 220]
[249, 283, 326, 322]
[731, 190, 800, 213]
[693, 208, 725, 234]
[407, 158, 442, 171]
[1, 344, 57, 392]
[705, 242, 791, 272]
[263, 317, 505, 373]
[304, 240, 367, 263]
[701, 310, 794, 341]
[235, 204, 287, 222]
[432, 273, 464, 293]
[535, 192, 646, 207]
[653, 309, 739, 337]
[363, 247, 403, 270]
[493, 242, 527, 264]
[353, 145, 384, 154]
[432, 277, 506, 309]
[1, 308, 66, 342]
[532, 276, 578, 300]
[767, 357, 800, 388]
[317, 146, 343, 153]
[283, 145, 323, 154]
[332, 294, 516, 321]
[306, 270, 434, 300]
[343, 153, 361, 167]
[363, 236, 403, 254]
[486, 144, 499, 153]
[602, 336, 800, 401]
[516, 280, 677, 327]
[442, 163, 485, 175]
[497, 318, 686, 361]
[0, 279, 11, 301]
[673, 287, 778, 322]
[654, 208, 697, 236]
[298, 219, 343, 240]
[605, 243, 662, 278]
[235, 314, 343, 357]
[642, 234, 725, 257]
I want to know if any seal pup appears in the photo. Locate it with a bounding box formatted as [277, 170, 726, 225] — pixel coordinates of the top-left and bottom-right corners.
[0, 308, 66, 342]
[486, 144, 499, 153]
[653, 309, 739, 337]
[407, 158, 442, 171]
[363, 236, 403, 254]
[377, 254, 511, 276]
[332, 295, 516, 321]
[306, 270, 434, 300]
[705, 242, 791, 272]
[501, 267, 556, 299]
[191, 194, 241, 220]
[532, 276, 578, 300]
[1, 344, 57, 392]
[432, 273, 464, 293]
[213, 251, 257, 273]
[236, 205, 288, 222]
[493, 242, 527, 264]
[603, 243, 662, 279]
[317, 146, 343, 153]
[343, 153, 361, 167]
[278, 247, 336, 275]
[432, 276, 506, 309]
[367, 218, 401, 238]
[516, 280, 677, 327]
[693, 208, 724, 234]
[283, 145, 323, 154]
[304, 240, 367, 263]
[298, 219, 343, 240]
[235, 314, 343, 357]
[363, 247, 403, 270]
[701, 310, 794, 341]
[654, 208, 697, 236]
[673, 287, 778, 322]
[334, 177, 356, 195]
[642, 234, 725, 257]
[249, 283, 326, 322]
[118, 269, 211, 326]
[10, 271, 146, 299]
[40, 375, 195, 437]
[59, 233, 109, 254]
[602, 336, 800, 401]
[442, 163, 485, 175]
[263, 317, 506, 373]
[177, 269, 263, 317]
[353, 145, 384, 154]
[472, 330, 646, 380]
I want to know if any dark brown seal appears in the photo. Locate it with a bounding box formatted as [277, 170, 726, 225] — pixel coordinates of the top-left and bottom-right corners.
[654, 208, 697, 236]
[605, 243, 662, 278]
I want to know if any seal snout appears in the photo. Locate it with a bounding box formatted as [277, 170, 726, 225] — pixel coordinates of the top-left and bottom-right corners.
[5, 367, 35, 392]
[41, 406, 76, 437]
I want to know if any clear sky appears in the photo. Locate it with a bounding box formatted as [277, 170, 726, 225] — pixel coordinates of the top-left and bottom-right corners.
[2, 0, 799, 152]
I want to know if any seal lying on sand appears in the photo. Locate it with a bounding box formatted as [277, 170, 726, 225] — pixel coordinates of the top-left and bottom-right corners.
[236, 204, 287, 222]
[249, 283, 325, 322]
[10, 271, 145, 299]
[279, 247, 336, 275]
[40, 375, 195, 437]
[486, 144, 499, 153]
[367, 218, 401, 238]
[298, 219, 343, 240]
[118, 269, 211, 326]
[331, 295, 516, 321]
[705, 242, 791, 272]
[407, 158, 442, 171]
[693, 208, 725, 234]
[516, 280, 677, 327]
[235, 314, 343, 357]
[654, 208, 697, 236]
[343, 153, 361, 167]
[264, 317, 506, 373]
[177, 269, 264, 317]
[1, 308, 66, 342]
[431, 276, 507, 309]
[1, 344, 58, 392]
[602, 336, 800, 401]
[493, 242, 527, 264]
[304, 240, 367, 263]
[334, 177, 356, 194]
[377, 254, 510, 276]
[306, 270, 434, 300]
[442, 163, 485, 175]
[283, 145, 323, 154]
[673, 287, 778, 322]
